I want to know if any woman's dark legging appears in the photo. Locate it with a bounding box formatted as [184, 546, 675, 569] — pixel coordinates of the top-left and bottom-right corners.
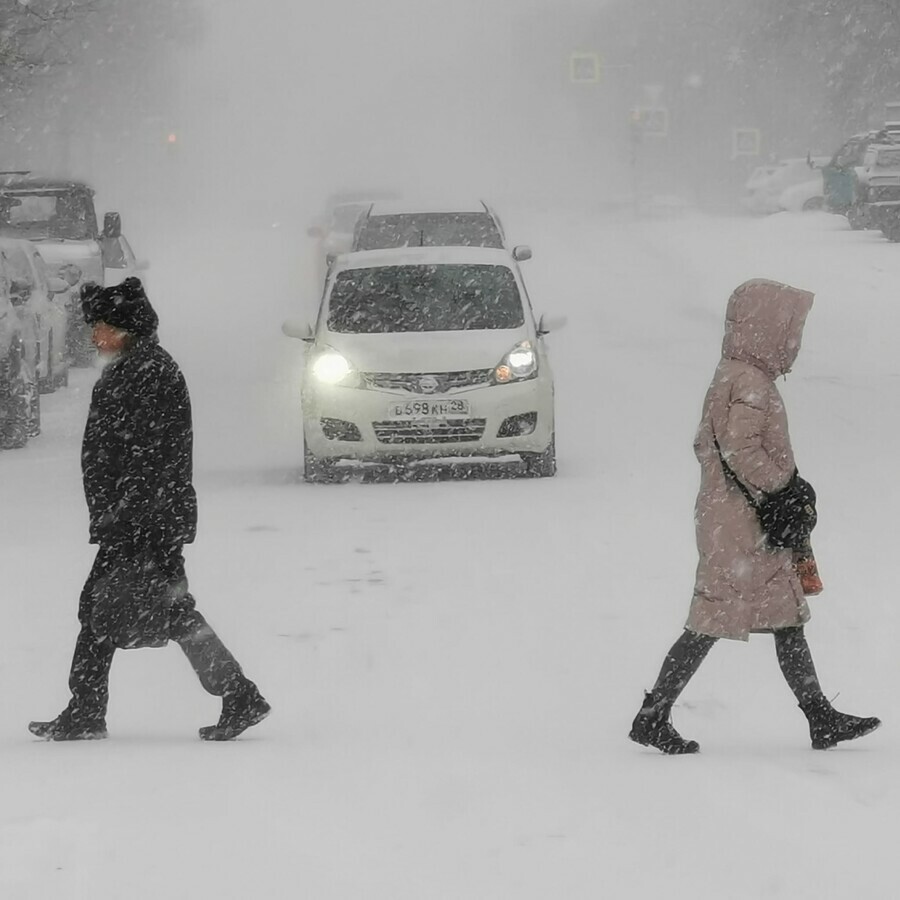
[650, 626, 825, 709]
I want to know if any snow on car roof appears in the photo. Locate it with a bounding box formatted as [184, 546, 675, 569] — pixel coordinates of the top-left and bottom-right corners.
[333, 245, 514, 270]
[365, 199, 490, 216]
[0, 177, 94, 194]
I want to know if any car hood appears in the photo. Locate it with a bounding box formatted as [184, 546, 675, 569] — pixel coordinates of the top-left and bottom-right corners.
[319, 326, 531, 373]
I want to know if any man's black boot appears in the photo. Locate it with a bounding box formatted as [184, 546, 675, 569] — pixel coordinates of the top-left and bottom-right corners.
[199, 680, 271, 741]
[799, 698, 881, 750]
[29, 707, 108, 741]
[629, 691, 699, 755]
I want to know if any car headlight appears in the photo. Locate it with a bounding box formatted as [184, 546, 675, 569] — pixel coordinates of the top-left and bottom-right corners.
[310, 348, 359, 387]
[494, 340, 537, 383]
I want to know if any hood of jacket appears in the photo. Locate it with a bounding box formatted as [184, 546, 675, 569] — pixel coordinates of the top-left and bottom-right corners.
[721, 279, 814, 378]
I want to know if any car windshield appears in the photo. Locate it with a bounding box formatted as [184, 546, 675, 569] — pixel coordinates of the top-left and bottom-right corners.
[875, 149, 900, 168]
[327, 263, 524, 333]
[0, 191, 96, 240]
[356, 214, 504, 250]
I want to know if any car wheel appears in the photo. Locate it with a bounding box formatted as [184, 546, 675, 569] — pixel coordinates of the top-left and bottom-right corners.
[802, 197, 824, 212]
[521, 434, 557, 478]
[303, 434, 340, 484]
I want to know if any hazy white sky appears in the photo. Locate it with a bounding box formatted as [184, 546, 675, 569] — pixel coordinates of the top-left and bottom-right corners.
[170, 0, 618, 221]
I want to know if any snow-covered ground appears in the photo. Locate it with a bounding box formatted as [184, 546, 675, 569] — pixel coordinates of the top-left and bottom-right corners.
[2, 207, 897, 899]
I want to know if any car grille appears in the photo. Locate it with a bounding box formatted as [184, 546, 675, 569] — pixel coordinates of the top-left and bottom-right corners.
[373, 418, 486, 444]
[362, 369, 493, 393]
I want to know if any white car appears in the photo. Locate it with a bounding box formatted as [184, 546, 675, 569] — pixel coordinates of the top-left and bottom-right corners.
[777, 174, 826, 212]
[0, 238, 71, 392]
[0, 249, 41, 446]
[741, 158, 829, 214]
[283, 246, 562, 481]
[352, 199, 530, 257]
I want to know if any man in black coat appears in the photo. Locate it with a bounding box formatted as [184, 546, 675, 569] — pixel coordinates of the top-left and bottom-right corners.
[30, 278, 270, 741]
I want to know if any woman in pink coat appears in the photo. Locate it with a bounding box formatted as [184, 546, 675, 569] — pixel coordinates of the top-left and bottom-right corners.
[630, 279, 881, 754]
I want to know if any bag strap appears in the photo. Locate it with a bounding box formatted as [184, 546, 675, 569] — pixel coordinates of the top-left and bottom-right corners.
[713, 436, 760, 510]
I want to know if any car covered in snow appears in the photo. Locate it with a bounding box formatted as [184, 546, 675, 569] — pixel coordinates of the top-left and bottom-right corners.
[741, 158, 828, 214]
[351, 199, 532, 261]
[819, 130, 900, 227]
[855, 143, 900, 238]
[0, 238, 71, 393]
[776, 170, 827, 212]
[0, 248, 41, 448]
[0, 175, 143, 364]
[282, 245, 562, 481]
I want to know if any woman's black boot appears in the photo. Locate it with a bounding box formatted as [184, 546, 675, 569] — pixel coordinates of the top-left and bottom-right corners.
[629, 691, 700, 754]
[630, 630, 716, 754]
[774, 627, 881, 749]
[799, 698, 881, 750]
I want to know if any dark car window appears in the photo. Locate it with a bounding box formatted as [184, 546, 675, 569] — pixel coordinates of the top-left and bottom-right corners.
[328, 264, 523, 333]
[356, 213, 504, 250]
[0, 191, 98, 240]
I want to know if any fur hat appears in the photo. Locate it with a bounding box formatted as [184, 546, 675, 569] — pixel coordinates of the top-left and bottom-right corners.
[81, 277, 158, 337]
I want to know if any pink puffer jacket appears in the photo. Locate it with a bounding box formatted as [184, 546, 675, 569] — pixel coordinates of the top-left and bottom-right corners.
[685, 279, 814, 641]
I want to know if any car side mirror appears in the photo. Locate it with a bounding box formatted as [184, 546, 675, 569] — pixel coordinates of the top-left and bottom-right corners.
[47, 276, 69, 294]
[282, 317, 315, 342]
[537, 313, 567, 335]
[513, 245, 532, 262]
[10, 278, 31, 305]
[103, 212, 122, 239]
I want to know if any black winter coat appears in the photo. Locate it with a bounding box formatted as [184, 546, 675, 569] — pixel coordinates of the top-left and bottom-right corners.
[82, 336, 198, 548]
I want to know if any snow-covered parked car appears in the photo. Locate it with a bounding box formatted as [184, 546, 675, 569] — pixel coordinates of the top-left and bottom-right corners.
[741, 158, 828, 214]
[777, 171, 826, 212]
[0, 238, 71, 392]
[282, 245, 562, 481]
[0, 248, 40, 447]
[0, 176, 143, 365]
[855, 143, 900, 238]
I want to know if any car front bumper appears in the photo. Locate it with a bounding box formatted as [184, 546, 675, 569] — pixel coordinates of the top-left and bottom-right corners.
[302, 376, 554, 463]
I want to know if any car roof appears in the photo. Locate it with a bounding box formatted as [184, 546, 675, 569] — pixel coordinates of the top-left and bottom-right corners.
[0, 176, 94, 194]
[364, 199, 491, 217]
[333, 246, 515, 270]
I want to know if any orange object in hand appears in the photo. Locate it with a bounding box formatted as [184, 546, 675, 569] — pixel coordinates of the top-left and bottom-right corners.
[795, 555, 823, 596]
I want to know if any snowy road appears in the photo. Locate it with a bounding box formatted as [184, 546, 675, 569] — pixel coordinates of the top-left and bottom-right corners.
[2, 208, 898, 899]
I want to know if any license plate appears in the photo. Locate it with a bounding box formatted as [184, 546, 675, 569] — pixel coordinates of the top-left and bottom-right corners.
[389, 399, 469, 418]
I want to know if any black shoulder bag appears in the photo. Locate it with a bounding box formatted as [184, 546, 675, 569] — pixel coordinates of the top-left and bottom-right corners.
[90, 550, 174, 649]
[713, 438, 817, 551]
